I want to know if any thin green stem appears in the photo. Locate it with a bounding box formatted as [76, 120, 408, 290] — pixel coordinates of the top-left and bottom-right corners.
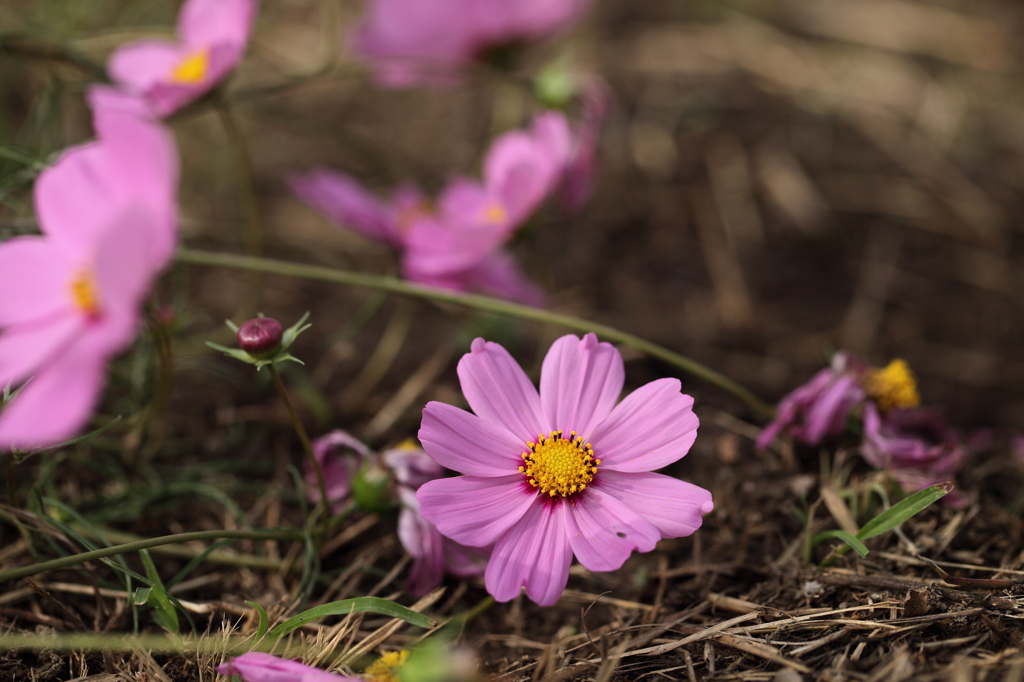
[177, 248, 774, 416]
[0, 529, 303, 584]
[268, 365, 331, 539]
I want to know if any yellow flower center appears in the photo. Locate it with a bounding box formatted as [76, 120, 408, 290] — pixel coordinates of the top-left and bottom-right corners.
[864, 359, 920, 412]
[519, 431, 600, 498]
[69, 269, 101, 317]
[481, 202, 508, 225]
[364, 650, 410, 682]
[170, 49, 209, 84]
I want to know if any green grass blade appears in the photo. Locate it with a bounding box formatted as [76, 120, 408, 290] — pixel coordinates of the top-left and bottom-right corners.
[811, 530, 869, 557]
[857, 484, 950, 541]
[245, 600, 269, 640]
[140, 550, 179, 634]
[267, 597, 433, 639]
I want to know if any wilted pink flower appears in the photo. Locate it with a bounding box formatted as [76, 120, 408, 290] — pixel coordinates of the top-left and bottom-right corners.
[861, 404, 979, 506]
[757, 352, 867, 449]
[383, 444, 488, 597]
[353, 0, 596, 88]
[0, 88, 178, 450]
[304, 430, 374, 513]
[108, 0, 257, 116]
[292, 113, 570, 305]
[416, 333, 713, 606]
[217, 652, 359, 682]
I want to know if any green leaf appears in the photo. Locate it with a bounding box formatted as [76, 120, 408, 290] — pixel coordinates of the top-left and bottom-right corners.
[857, 484, 949, 541]
[245, 600, 270, 640]
[134, 586, 153, 606]
[812, 530, 869, 557]
[267, 597, 433, 639]
[140, 550, 179, 634]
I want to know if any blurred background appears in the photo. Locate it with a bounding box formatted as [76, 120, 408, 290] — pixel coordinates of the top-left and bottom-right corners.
[3, 0, 1024, 439]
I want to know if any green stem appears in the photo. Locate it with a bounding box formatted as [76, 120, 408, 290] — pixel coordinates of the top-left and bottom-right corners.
[177, 248, 774, 416]
[0, 529, 303, 583]
[267, 364, 331, 539]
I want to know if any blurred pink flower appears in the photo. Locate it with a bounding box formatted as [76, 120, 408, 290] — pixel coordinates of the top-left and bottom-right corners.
[559, 81, 612, 211]
[108, 0, 257, 116]
[217, 652, 358, 682]
[352, 0, 596, 87]
[382, 445, 489, 597]
[304, 430, 374, 513]
[0, 88, 178, 450]
[291, 113, 571, 305]
[861, 404, 979, 507]
[757, 352, 867, 449]
[416, 333, 713, 606]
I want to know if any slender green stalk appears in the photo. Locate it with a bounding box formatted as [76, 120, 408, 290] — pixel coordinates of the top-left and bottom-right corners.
[177, 248, 774, 416]
[0, 529, 303, 583]
[0, 631, 297, 654]
[267, 365, 331, 539]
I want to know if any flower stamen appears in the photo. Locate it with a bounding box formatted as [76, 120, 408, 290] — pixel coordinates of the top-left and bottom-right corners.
[864, 359, 920, 412]
[481, 202, 507, 225]
[69, 268, 101, 317]
[171, 49, 209, 84]
[518, 430, 599, 498]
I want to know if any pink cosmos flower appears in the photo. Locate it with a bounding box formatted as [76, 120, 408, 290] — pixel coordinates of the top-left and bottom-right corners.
[217, 652, 359, 682]
[756, 352, 867, 449]
[0, 88, 178, 450]
[382, 445, 488, 597]
[416, 333, 714, 606]
[352, 0, 596, 88]
[291, 113, 570, 306]
[861, 404, 982, 507]
[108, 0, 257, 116]
[304, 430, 374, 513]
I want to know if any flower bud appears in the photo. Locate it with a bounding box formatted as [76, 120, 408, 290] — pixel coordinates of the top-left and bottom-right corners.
[236, 317, 283, 360]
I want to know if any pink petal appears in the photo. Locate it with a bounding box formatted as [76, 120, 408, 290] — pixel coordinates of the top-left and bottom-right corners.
[0, 237, 73, 326]
[457, 338, 549, 444]
[107, 39, 182, 95]
[33, 142, 120, 251]
[418, 401, 525, 476]
[417, 475, 535, 547]
[461, 250, 546, 306]
[0, 313, 82, 389]
[396, 488, 445, 597]
[217, 652, 358, 682]
[564, 487, 660, 572]
[540, 333, 623, 438]
[0, 342, 107, 451]
[94, 204, 170, 315]
[483, 132, 549, 225]
[178, 0, 257, 52]
[593, 470, 713, 539]
[485, 500, 572, 605]
[802, 374, 864, 444]
[588, 378, 698, 472]
[289, 169, 402, 247]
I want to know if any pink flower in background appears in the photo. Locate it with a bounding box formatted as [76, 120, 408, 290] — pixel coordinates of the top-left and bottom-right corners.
[756, 352, 867, 449]
[292, 113, 571, 306]
[416, 333, 713, 606]
[383, 444, 488, 597]
[217, 652, 359, 681]
[108, 0, 257, 116]
[861, 404, 978, 507]
[304, 430, 374, 513]
[353, 0, 596, 87]
[559, 81, 612, 211]
[0, 88, 178, 450]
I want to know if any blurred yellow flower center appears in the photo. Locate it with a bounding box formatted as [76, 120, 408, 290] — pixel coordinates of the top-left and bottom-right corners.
[70, 269, 101, 317]
[482, 202, 507, 225]
[364, 650, 410, 682]
[519, 431, 599, 498]
[171, 49, 209, 84]
[864, 359, 920, 412]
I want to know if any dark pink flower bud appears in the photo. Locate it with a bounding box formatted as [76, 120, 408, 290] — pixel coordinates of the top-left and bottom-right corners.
[236, 317, 283, 359]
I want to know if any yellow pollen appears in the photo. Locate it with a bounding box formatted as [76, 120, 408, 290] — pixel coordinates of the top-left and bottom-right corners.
[69, 269, 101, 317]
[518, 431, 599, 498]
[482, 203, 508, 225]
[364, 650, 410, 682]
[864, 359, 920, 412]
[170, 49, 209, 84]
